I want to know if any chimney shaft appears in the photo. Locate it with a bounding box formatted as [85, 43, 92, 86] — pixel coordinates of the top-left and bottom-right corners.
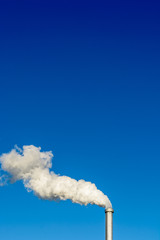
[105, 208, 114, 240]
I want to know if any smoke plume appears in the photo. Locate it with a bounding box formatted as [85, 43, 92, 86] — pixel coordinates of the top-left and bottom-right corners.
[0, 145, 111, 208]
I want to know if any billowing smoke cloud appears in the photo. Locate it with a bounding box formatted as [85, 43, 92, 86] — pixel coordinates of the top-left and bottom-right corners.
[0, 145, 111, 208]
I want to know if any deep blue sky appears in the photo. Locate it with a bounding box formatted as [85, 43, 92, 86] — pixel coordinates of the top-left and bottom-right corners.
[0, 0, 160, 239]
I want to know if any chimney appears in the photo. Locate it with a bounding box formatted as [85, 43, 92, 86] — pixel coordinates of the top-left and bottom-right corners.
[105, 208, 114, 240]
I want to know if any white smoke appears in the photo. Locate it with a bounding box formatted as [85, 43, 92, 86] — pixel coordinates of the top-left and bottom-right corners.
[0, 145, 112, 208]
[0, 174, 8, 186]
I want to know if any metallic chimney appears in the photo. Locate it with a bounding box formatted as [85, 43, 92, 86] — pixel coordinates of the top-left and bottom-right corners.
[105, 208, 114, 240]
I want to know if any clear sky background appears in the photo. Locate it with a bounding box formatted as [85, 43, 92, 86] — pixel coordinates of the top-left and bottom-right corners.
[0, 0, 160, 240]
